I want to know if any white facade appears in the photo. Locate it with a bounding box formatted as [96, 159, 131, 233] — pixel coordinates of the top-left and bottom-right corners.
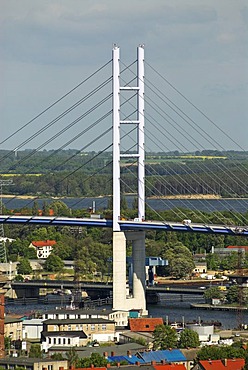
[186, 324, 214, 343]
[42, 309, 129, 327]
[22, 319, 43, 339]
[109, 311, 129, 327]
[29, 241, 55, 259]
[92, 332, 119, 342]
[42, 334, 80, 352]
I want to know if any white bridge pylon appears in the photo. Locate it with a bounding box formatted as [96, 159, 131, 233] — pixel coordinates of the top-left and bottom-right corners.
[112, 45, 147, 314]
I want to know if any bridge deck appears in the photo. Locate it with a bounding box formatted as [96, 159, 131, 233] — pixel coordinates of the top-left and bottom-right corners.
[0, 215, 247, 235]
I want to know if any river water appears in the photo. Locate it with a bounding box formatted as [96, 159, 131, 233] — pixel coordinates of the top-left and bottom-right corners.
[3, 196, 248, 214]
[148, 294, 246, 330]
[5, 294, 246, 330]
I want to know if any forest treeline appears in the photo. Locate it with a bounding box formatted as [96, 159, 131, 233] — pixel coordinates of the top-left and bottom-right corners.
[0, 150, 248, 198]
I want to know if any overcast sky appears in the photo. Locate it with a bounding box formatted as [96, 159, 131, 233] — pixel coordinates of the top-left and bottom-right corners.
[1, 0, 247, 152]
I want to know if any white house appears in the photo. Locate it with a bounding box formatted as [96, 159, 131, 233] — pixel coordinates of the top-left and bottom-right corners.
[29, 240, 57, 259]
[41, 317, 116, 352]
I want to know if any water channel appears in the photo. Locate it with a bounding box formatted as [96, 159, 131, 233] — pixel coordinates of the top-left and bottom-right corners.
[5, 293, 246, 330]
[3, 196, 248, 214]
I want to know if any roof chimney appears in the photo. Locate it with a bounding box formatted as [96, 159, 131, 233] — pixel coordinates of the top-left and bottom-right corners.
[221, 358, 228, 367]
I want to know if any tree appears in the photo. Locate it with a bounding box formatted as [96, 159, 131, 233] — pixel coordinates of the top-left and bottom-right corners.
[29, 344, 42, 358]
[80, 353, 109, 368]
[161, 243, 195, 279]
[66, 347, 79, 367]
[153, 324, 178, 350]
[51, 353, 65, 360]
[32, 200, 39, 216]
[178, 328, 200, 348]
[17, 258, 32, 275]
[226, 285, 239, 304]
[44, 253, 64, 273]
[203, 286, 222, 302]
[197, 345, 245, 361]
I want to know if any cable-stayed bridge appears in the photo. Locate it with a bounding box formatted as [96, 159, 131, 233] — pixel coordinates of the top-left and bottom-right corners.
[0, 45, 247, 313]
[0, 215, 247, 236]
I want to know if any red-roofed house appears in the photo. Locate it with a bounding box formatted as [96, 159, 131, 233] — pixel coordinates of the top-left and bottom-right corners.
[29, 240, 57, 259]
[192, 358, 245, 370]
[129, 317, 164, 332]
[226, 246, 248, 252]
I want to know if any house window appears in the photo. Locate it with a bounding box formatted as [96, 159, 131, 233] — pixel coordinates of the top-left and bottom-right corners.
[58, 338, 61, 344]
[68, 325, 71, 331]
[102, 324, 106, 330]
[48, 337, 51, 344]
[68, 339, 71, 345]
[63, 338, 66, 344]
[91, 324, 95, 331]
[53, 338, 56, 344]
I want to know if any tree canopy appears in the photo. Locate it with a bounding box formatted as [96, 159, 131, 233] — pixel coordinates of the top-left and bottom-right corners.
[153, 324, 178, 350]
[179, 328, 200, 348]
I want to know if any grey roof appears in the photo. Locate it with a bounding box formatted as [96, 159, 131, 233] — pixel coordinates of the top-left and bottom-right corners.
[48, 342, 147, 358]
[0, 357, 67, 365]
[43, 308, 113, 315]
[44, 318, 115, 324]
[4, 317, 23, 324]
[42, 330, 87, 338]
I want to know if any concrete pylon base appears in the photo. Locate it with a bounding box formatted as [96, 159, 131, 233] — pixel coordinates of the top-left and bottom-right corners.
[112, 231, 148, 315]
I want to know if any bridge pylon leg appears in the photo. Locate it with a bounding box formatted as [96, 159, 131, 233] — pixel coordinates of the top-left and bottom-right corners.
[132, 231, 147, 313]
[112, 231, 147, 315]
[113, 231, 127, 310]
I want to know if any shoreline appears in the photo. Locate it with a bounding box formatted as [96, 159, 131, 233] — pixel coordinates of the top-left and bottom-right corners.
[191, 303, 248, 312]
[2, 194, 248, 200]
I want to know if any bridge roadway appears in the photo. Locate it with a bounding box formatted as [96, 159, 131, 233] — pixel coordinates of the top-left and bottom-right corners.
[11, 279, 205, 299]
[0, 215, 247, 236]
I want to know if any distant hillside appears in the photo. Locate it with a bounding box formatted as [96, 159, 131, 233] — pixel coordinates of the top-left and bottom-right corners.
[0, 150, 247, 198]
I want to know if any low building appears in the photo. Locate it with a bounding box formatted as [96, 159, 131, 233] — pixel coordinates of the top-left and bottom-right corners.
[22, 318, 43, 340]
[0, 357, 68, 370]
[29, 240, 57, 259]
[0, 262, 18, 279]
[42, 308, 130, 327]
[4, 317, 23, 341]
[129, 318, 163, 332]
[108, 349, 187, 367]
[186, 324, 214, 343]
[192, 358, 245, 370]
[41, 317, 116, 352]
[193, 262, 207, 275]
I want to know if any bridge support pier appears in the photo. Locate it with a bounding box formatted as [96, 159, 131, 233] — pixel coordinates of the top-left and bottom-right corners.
[113, 231, 147, 315]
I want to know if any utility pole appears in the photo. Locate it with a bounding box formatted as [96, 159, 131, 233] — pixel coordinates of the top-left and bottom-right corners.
[0, 180, 13, 263]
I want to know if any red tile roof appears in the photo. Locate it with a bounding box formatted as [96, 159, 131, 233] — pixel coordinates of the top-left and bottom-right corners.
[226, 246, 248, 250]
[31, 240, 57, 247]
[199, 358, 245, 370]
[154, 365, 187, 370]
[129, 317, 164, 332]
